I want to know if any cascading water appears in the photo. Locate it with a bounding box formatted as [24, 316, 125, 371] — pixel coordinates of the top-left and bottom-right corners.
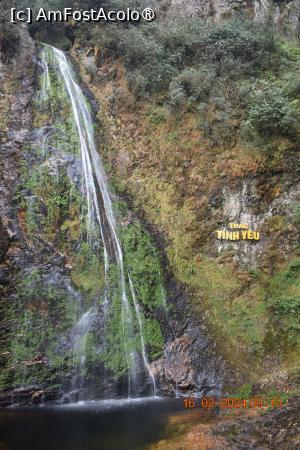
[129, 275, 157, 396]
[40, 47, 51, 100]
[39, 44, 158, 399]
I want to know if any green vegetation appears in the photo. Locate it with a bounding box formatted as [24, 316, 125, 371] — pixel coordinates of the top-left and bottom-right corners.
[143, 318, 164, 360]
[88, 18, 300, 149]
[121, 217, 166, 310]
[121, 214, 165, 359]
[228, 383, 300, 412]
[0, 42, 167, 391]
[78, 11, 300, 391]
[100, 207, 166, 375]
[101, 19, 276, 95]
[261, 388, 300, 413]
[70, 242, 105, 300]
[268, 259, 300, 348]
[292, 203, 300, 225]
[244, 79, 299, 140]
[33, 46, 80, 155]
[21, 164, 84, 252]
[0, 269, 79, 389]
[187, 256, 267, 360]
[3, 1, 300, 397]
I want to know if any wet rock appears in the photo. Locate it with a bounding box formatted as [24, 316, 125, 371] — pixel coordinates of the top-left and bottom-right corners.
[61, 390, 80, 404]
[43, 387, 63, 403]
[0, 385, 62, 407]
[31, 390, 44, 405]
[151, 279, 224, 397]
[152, 336, 195, 392]
[0, 267, 10, 285]
[0, 217, 10, 260]
[0, 386, 36, 407]
[214, 395, 300, 449]
[7, 129, 29, 143]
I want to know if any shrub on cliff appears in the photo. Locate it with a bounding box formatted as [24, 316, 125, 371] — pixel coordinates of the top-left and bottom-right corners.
[243, 79, 299, 139]
[198, 94, 238, 146]
[168, 80, 186, 111]
[98, 18, 276, 97]
[270, 295, 300, 345]
[127, 70, 149, 99]
[88, 14, 300, 148]
[200, 21, 278, 76]
[176, 66, 216, 102]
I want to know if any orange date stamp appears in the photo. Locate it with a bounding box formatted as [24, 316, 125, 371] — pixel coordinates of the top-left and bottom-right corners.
[183, 397, 285, 409]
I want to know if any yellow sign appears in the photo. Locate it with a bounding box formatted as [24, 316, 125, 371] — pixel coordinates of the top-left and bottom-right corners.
[216, 223, 260, 241]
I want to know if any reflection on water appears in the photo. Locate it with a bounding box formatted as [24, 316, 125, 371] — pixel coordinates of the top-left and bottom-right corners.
[0, 398, 196, 450]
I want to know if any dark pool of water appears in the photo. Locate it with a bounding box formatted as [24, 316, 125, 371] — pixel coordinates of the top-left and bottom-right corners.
[0, 397, 188, 450]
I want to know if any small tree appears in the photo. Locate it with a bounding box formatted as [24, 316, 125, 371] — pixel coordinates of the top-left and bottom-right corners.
[168, 80, 186, 111]
[244, 80, 299, 138]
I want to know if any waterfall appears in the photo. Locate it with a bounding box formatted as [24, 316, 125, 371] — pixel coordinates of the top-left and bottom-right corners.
[70, 308, 97, 393]
[129, 275, 157, 397]
[40, 44, 157, 398]
[40, 47, 51, 100]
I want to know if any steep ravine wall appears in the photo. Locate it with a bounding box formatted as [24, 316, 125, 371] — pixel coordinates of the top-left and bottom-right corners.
[157, 0, 300, 28]
[70, 13, 300, 398]
[1, 0, 300, 406]
[0, 27, 225, 405]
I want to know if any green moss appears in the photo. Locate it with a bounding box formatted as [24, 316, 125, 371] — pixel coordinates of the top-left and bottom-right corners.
[100, 256, 164, 376]
[186, 256, 267, 360]
[121, 219, 166, 310]
[25, 197, 38, 234]
[292, 203, 300, 225]
[21, 163, 85, 257]
[0, 269, 80, 389]
[267, 259, 300, 349]
[232, 383, 253, 399]
[144, 319, 164, 359]
[263, 215, 288, 233]
[60, 217, 81, 240]
[120, 209, 165, 359]
[2, 45, 168, 390]
[85, 205, 167, 376]
[70, 242, 105, 299]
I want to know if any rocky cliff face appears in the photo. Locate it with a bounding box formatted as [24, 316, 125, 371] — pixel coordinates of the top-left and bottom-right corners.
[1, 0, 300, 407]
[0, 26, 37, 405]
[0, 25, 35, 232]
[0, 25, 35, 289]
[70, 9, 300, 398]
[0, 23, 225, 405]
[157, 0, 300, 28]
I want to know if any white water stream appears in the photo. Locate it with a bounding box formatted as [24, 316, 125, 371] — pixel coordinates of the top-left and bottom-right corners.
[129, 275, 157, 396]
[40, 45, 156, 398]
